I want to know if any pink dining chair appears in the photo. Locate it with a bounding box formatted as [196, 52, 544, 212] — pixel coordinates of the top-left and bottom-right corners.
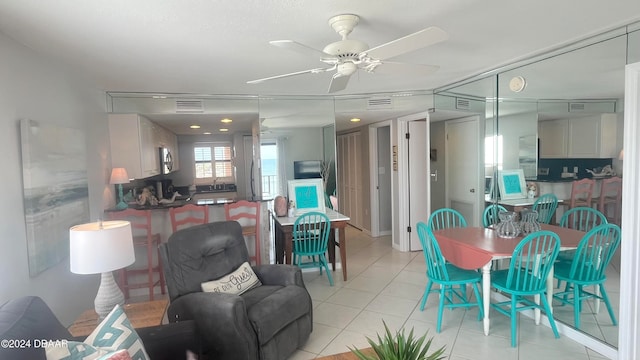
[224, 200, 261, 265]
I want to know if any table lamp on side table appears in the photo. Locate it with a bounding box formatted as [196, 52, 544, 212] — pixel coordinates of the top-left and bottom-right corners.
[70, 220, 135, 319]
[110, 167, 130, 210]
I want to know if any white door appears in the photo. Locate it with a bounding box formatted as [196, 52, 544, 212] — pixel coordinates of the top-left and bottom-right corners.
[408, 120, 428, 251]
[445, 117, 481, 226]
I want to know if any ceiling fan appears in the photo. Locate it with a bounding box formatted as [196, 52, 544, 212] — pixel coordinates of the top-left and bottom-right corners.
[247, 14, 448, 93]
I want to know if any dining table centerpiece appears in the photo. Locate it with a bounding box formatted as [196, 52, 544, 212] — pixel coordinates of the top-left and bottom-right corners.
[495, 211, 521, 238]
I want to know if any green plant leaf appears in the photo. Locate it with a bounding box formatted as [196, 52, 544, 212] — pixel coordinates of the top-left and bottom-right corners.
[349, 320, 447, 360]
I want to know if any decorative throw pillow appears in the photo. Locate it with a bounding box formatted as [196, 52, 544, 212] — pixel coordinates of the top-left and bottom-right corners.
[46, 343, 132, 360]
[201, 261, 262, 295]
[46, 305, 149, 360]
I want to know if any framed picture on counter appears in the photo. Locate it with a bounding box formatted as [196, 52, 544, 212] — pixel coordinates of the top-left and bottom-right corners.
[287, 178, 325, 215]
[497, 169, 527, 200]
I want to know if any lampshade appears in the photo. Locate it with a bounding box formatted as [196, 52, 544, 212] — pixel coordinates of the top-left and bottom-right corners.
[619, 149, 624, 160]
[109, 168, 130, 185]
[70, 220, 135, 274]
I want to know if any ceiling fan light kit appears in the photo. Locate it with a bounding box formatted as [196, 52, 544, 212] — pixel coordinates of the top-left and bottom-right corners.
[248, 13, 448, 93]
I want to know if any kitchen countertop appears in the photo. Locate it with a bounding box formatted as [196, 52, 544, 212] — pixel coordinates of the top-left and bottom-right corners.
[535, 175, 616, 182]
[106, 196, 273, 212]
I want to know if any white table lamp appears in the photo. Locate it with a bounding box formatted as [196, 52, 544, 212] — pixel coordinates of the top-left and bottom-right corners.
[70, 220, 135, 319]
[110, 168, 130, 210]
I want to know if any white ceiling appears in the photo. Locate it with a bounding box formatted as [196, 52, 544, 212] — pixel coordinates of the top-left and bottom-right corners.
[1, 1, 639, 133]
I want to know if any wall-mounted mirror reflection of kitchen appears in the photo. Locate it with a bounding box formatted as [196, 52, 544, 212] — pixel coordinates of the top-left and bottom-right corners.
[258, 97, 336, 202]
[432, 76, 497, 225]
[496, 32, 628, 348]
[108, 94, 260, 200]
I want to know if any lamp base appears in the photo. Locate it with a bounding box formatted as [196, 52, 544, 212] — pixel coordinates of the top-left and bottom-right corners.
[95, 271, 125, 319]
[115, 183, 128, 210]
[115, 201, 128, 210]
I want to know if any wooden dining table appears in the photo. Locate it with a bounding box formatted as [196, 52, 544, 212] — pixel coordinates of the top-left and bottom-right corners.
[432, 224, 585, 335]
[271, 208, 351, 281]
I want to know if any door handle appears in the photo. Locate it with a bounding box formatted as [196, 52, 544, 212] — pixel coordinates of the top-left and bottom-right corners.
[430, 169, 438, 182]
[469, 188, 476, 193]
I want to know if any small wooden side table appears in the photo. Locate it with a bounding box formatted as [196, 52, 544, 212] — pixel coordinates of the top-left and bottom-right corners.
[68, 299, 169, 337]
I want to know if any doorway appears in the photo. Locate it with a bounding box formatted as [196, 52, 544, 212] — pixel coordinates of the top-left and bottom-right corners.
[260, 141, 279, 199]
[445, 116, 482, 226]
[369, 121, 392, 237]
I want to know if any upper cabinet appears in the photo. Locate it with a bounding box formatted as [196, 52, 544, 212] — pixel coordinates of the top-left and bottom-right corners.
[154, 123, 180, 171]
[538, 114, 618, 158]
[538, 118, 569, 158]
[109, 114, 180, 179]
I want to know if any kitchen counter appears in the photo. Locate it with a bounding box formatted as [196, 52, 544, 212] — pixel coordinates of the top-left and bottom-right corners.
[106, 196, 273, 212]
[535, 175, 616, 182]
[104, 197, 273, 264]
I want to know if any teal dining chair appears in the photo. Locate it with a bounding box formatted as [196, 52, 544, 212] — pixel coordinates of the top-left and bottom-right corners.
[556, 206, 608, 268]
[553, 223, 621, 330]
[427, 208, 467, 231]
[416, 222, 483, 333]
[560, 206, 607, 231]
[532, 193, 559, 224]
[491, 230, 561, 347]
[292, 211, 333, 286]
[482, 204, 507, 228]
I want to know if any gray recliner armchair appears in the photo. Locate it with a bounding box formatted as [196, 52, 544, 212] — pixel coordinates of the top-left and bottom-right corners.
[159, 220, 312, 360]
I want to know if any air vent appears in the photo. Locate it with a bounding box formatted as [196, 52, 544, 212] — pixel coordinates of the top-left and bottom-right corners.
[175, 100, 204, 113]
[367, 97, 393, 110]
[569, 102, 586, 112]
[456, 98, 470, 110]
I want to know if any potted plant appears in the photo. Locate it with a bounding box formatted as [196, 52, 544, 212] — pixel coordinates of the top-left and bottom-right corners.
[349, 321, 446, 360]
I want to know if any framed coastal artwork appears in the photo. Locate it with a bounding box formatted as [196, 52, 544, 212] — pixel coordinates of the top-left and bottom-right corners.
[20, 119, 90, 276]
[497, 169, 527, 200]
[287, 178, 325, 216]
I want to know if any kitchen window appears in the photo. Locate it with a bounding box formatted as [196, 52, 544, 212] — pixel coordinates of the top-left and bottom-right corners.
[194, 143, 234, 183]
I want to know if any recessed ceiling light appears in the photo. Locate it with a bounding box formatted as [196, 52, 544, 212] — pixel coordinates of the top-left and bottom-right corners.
[190, 125, 201, 129]
[203, 132, 211, 135]
[350, 118, 361, 122]
[152, 95, 167, 99]
[220, 128, 229, 132]
[221, 118, 233, 123]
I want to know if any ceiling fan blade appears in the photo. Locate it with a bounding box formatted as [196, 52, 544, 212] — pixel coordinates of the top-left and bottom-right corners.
[364, 26, 448, 60]
[328, 73, 351, 93]
[269, 40, 335, 61]
[370, 61, 440, 76]
[247, 67, 335, 84]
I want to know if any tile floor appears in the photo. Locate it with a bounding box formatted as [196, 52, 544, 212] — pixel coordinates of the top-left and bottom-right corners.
[289, 226, 613, 360]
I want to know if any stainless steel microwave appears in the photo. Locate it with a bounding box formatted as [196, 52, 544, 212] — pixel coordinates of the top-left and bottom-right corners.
[160, 147, 174, 174]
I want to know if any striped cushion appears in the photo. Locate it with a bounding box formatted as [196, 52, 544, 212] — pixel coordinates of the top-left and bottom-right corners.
[46, 343, 132, 360]
[46, 305, 148, 360]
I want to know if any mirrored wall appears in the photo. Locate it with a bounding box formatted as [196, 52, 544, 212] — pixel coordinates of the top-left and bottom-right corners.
[433, 24, 640, 349]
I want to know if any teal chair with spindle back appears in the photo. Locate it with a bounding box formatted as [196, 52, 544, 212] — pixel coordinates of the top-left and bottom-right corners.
[292, 211, 333, 286]
[532, 193, 559, 224]
[491, 230, 561, 347]
[427, 208, 467, 231]
[560, 206, 607, 231]
[556, 206, 608, 270]
[482, 204, 508, 228]
[553, 223, 621, 330]
[416, 222, 483, 333]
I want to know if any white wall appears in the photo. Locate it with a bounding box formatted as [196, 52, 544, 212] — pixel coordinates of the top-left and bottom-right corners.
[280, 127, 324, 182]
[0, 32, 109, 325]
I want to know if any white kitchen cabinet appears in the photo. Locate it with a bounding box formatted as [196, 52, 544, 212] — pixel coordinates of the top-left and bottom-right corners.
[154, 124, 180, 171]
[538, 114, 618, 158]
[538, 119, 568, 158]
[567, 114, 617, 158]
[109, 114, 160, 179]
